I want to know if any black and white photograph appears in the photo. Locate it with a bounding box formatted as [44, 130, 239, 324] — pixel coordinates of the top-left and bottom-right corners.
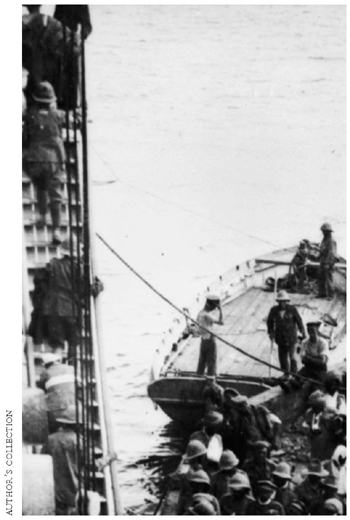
[19, 2, 346, 515]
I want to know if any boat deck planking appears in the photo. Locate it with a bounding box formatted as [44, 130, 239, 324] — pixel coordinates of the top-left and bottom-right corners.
[167, 285, 346, 380]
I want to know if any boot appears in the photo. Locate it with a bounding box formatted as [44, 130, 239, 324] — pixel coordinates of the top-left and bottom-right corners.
[52, 228, 62, 245]
[37, 187, 48, 227]
[37, 214, 47, 228]
[50, 202, 62, 245]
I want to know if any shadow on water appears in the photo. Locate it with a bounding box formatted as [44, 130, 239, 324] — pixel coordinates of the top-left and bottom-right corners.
[125, 421, 192, 513]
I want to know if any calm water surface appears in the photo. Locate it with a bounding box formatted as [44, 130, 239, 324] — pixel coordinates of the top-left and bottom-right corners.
[82, 5, 345, 510]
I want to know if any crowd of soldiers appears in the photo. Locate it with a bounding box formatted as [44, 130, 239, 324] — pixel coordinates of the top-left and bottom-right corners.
[167, 373, 346, 515]
[183, 223, 345, 515]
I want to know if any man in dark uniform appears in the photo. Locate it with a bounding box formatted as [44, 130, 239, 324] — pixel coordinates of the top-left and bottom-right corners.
[23, 81, 65, 244]
[42, 239, 103, 360]
[318, 222, 338, 300]
[267, 290, 306, 374]
[42, 239, 84, 358]
[296, 459, 329, 512]
[22, 5, 80, 108]
[246, 480, 285, 515]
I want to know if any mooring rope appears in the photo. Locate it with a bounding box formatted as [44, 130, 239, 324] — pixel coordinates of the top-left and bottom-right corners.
[96, 232, 342, 388]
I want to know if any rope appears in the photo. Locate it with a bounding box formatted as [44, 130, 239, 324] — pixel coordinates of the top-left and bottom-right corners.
[91, 151, 278, 248]
[96, 232, 332, 387]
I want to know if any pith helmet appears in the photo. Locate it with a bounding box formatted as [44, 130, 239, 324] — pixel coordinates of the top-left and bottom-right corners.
[206, 294, 220, 303]
[184, 440, 207, 461]
[308, 390, 326, 410]
[322, 475, 339, 490]
[32, 81, 56, 103]
[187, 469, 210, 485]
[275, 290, 290, 301]
[288, 500, 307, 515]
[307, 459, 329, 477]
[254, 440, 271, 451]
[219, 450, 239, 470]
[325, 370, 343, 384]
[257, 479, 277, 490]
[323, 498, 343, 515]
[187, 498, 216, 516]
[203, 411, 223, 428]
[306, 321, 321, 330]
[229, 395, 248, 406]
[272, 462, 292, 480]
[321, 222, 333, 232]
[228, 472, 251, 490]
[41, 353, 61, 366]
[56, 404, 82, 424]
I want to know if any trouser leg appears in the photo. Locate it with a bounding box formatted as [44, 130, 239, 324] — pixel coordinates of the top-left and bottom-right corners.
[325, 268, 335, 298]
[36, 180, 48, 216]
[318, 267, 327, 296]
[66, 317, 79, 363]
[48, 165, 63, 227]
[277, 344, 290, 372]
[289, 342, 298, 374]
[50, 201, 61, 228]
[207, 340, 217, 376]
[297, 268, 306, 292]
[197, 340, 208, 374]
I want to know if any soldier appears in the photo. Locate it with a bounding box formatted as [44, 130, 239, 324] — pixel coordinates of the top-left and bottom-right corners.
[37, 353, 75, 432]
[41, 405, 80, 515]
[41, 239, 103, 359]
[299, 321, 329, 387]
[296, 459, 329, 511]
[22, 5, 80, 108]
[302, 390, 342, 462]
[219, 472, 254, 515]
[190, 411, 223, 475]
[183, 440, 208, 472]
[180, 469, 220, 515]
[318, 223, 338, 300]
[196, 294, 224, 376]
[242, 441, 276, 496]
[312, 475, 343, 515]
[164, 440, 208, 514]
[246, 480, 285, 515]
[23, 81, 65, 244]
[210, 450, 246, 500]
[272, 462, 297, 512]
[291, 240, 310, 292]
[267, 290, 306, 374]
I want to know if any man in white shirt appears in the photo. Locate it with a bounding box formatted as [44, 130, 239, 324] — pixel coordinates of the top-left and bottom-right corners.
[196, 295, 224, 376]
[281, 321, 328, 393]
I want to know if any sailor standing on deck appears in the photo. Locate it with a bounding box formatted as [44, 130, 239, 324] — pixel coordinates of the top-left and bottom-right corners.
[196, 295, 224, 376]
[267, 290, 306, 374]
[318, 223, 338, 300]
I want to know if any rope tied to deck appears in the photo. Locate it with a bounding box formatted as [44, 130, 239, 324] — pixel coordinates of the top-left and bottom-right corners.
[96, 232, 341, 388]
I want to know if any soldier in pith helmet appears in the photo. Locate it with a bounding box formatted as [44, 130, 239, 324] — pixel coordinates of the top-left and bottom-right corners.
[267, 290, 306, 374]
[318, 222, 338, 300]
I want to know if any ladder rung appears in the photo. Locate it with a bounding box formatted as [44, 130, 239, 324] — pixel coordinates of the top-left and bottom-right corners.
[22, 174, 78, 185]
[23, 218, 82, 228]
[23, 197, 80, 207]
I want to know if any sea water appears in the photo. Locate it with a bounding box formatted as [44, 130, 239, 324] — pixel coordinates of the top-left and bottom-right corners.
[84, 5, 345, 509]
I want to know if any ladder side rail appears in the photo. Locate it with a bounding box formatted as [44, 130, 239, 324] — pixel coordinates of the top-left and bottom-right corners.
[22, 226, 35, 387]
